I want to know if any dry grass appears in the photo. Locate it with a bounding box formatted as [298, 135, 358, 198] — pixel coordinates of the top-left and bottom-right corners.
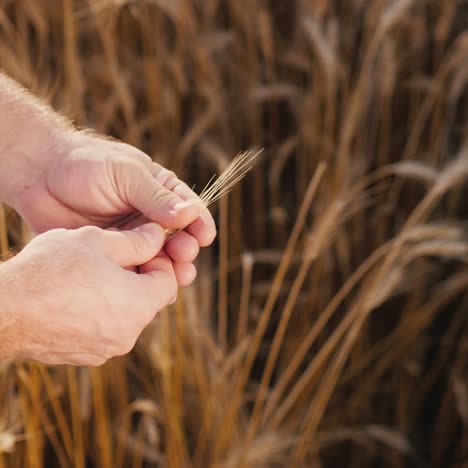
[0, 0, 468, 466]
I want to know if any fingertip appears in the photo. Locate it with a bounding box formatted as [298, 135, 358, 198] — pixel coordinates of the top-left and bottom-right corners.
[165, 231, 200, 263]
[187, 216, 217, 247]
[200, 226, 217, 247]
[174, 263, 197, 286]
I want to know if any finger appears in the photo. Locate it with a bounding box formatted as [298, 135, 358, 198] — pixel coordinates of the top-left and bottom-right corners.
[114, 208, 216, 248]
[186, 215, 217, 247]
[115, 214, 149, 231]
[124, 166, 203, 229]
[136, 254, 179, 309]
[164, 230, 200, 263]
[107, 225, 158, 264]
[139, 250, 196, 286]
[81, 224, 165, 267]
[153, 164, 217, 245]
[138, 249, 171, 275]
[173, 262, 197, 286]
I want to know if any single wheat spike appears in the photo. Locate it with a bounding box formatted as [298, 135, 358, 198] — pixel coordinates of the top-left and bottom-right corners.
[165, 149, 262, 240]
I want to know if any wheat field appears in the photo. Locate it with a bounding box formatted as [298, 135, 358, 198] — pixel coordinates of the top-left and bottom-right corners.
[0, 0, 468, 467]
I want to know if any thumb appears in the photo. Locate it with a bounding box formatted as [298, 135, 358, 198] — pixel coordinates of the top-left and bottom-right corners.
[96, 223, 166, 267]
[124, 168, 202, 229]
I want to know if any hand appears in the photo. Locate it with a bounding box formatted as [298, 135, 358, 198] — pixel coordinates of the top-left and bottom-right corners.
[0, 223, 181, 366]
[12, 130, 216, 268]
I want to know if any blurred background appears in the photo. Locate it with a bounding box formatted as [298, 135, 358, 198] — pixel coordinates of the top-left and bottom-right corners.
[1, 0, 468, 467]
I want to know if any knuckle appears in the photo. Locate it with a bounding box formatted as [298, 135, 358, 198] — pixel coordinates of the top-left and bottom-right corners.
[151, 162, 162, 177]
[89, 357, 108, 367]
[151, 188, 176, 206]
[118, 141, 152, 164]
[147, 191, 179, 220]
[77, 225, 101, 242]
[109, 325, 139, 357]
[127, 231, 147, 254]
[120, 143, 153, 167]
[129, 160, 147, 174]
[75, 355, 107, 367]
[37, 228, 68, 244]
[139, 304, 158, 326]
[117, 338, 136, 357]
[165, 176, 183, 192]
[154, 166, 177, 185]
[163, 170, 177, 186]
[48, 227, 69, 238]
[122, 162, 148, 194]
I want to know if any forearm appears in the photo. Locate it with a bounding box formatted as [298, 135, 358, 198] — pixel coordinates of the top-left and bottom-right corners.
[0, 72, 71, 206]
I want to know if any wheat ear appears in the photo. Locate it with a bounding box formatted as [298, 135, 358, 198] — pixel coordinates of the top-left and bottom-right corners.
[165, 149, 262, 240]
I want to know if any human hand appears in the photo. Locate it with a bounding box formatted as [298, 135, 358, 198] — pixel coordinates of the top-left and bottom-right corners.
[0, 224, 184, 366]
[12, 130, 216, 268]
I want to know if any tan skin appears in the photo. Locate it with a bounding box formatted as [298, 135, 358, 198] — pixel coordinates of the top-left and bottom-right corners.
[0, 73, 216, 365]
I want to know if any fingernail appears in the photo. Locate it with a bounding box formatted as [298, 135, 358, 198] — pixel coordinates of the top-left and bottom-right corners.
[135, 224, 162, 245]
[171, 199, 202, 214]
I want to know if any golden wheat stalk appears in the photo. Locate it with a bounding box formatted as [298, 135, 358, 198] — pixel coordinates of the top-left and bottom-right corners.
[165, 149, 262, 240]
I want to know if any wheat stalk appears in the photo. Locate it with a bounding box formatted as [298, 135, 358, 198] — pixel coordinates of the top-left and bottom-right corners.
[165, 150, 262, 240]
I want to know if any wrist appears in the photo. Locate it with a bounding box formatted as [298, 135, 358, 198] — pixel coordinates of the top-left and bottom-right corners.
[3, 126, 71, 210]
[0, 74, 73, 207]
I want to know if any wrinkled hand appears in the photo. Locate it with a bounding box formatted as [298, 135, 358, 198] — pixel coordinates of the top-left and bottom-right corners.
[1, 224, 179, 366]
[14, 131, 216, 276]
